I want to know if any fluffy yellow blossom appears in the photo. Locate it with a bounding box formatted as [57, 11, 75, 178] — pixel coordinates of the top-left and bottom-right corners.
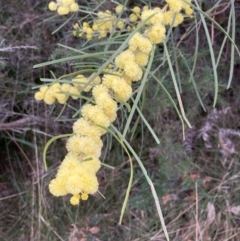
[48, 1, 57, 11]
[92, 84, 109, 98]
[55, 91, 69, 104]
[79, 173, 99, 194]
[117, 20, 124, 29]
[80, 156, 101, 174]
[166, 0, 182, 13]
[132, 6, 141, 14]
[94, 93, 118, 121]
[184, 7, 193, 16]
[69, 2, 79, 12]
[128, 33, 152, 54]
[69, 86, 80, 99]
[72, 118, 103, 138]
[134, 50, 149, 66]
[66, 175, 83, 194]
[57, 6, 70, 15]
[162, 11, 174, 25]
[81, 104, 111, 128]
[72, 74, 92, 92]
[102, 74, 118, 88]
[49, 178, 68, 196]
[115, 50, 135, 69]
[70, 194, 80, 205]
[130, 13, 138, 22]
[115, 4, 123, 14]
[172, 13, 184, 27]
[107, 77, 133, 101]
[58, 152, 81, 171]
[146, 24, 166, 44]
[34, 86, 48, 101]
[123, 61, 143, 81]
[66, 135, 103, 157]
[141, 9, 163, 25]
[81, 193, 89, 201]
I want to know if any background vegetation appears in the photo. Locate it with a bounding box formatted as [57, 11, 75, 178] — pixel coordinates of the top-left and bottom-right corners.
[0, 0, 240, 240]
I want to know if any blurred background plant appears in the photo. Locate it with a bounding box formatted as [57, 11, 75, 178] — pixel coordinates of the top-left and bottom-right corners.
[1, 0, 240, 240]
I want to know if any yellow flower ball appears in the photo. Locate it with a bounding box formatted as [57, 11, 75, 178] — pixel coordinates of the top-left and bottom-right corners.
[115, 4, 123, 14]
[72, 118, 103, 138]
[57, 6, 70, 15]
[34, 91, 44, 101]
[65, 175, 83, 194]
[185, 7, 194, 16]
[48, 1, 57, 11]
[94, 93, 118, 121]
[141, 9, 163, 25]
[132, 6, 141, 14]
[49, 178, 68, 196]
[70, 194, 80, 205]
[117, 20, 124, 29]
[166, 0, 182, 13]
[111, 77, 133, 101]
[92, 84, 109, 98]
[69, 2, 79, 12]
[72, 75, 92, 92]
[172, 13, 184, 27]
[81, 104, 111, 128]
[128, 32, 142, 52]
[129, 13, 138, 22]
[134, 50, 149, 66]
[81, 193, 89, 201]
[66, 135, 103, 157]
[69, 86, 80, 99]
[80, 156, 101, 174]
[123, 61, 143, 81]
[115, 49, 135, 69]
[79, 173, 99, 194]
[146, 24, 166, 44]
[58, 152, 81, 173]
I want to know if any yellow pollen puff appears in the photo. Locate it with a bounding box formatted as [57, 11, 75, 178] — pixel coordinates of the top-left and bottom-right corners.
[73, 23, 79, 29]
[166, 0, 183, 13]
[66, 135, 103, 158]
[57, 6, 70, 15]
[172, 13, 184, 27]
[49, 178, 68, 196]
[130, 13, 138, 22]
[65, 175, 83, 194]
[72, 74, 92, 92]
[117, 20, 124, 29]
[72, 118, 103, 138]
[80, 156, 101, 174]
[81, 103, 111, 128]
[141, 9, 163, 25]
[132, 6, 141, 14]
[111, 77, 133, 102]
[146, 23, 166, 44]
[92, 84, 109, 98]
[134, 50, 149, 67]
[69, 2, 79, 12]
[81, 193, 89, 201]
[115, 49, 135, 69]
[48, 1, 57, 11]
[115, 4, 123, 14]
[69, 86, 80, 99]
[128, 33, 152, 54]
[70, 194, 80, 205]
[123, 61, 143, 81]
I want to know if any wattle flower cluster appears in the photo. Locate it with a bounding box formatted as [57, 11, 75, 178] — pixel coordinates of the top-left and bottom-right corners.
[34, 74, 101, 105]
[72, 1, 193, 40]
[40, 1, 194, 205]
[48, 0, 79, 15]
